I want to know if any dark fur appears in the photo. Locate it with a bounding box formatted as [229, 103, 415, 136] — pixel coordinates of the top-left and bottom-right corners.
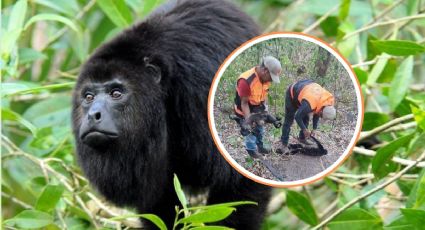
[288, 136, 328, 156]
[72, 0, 271, 229]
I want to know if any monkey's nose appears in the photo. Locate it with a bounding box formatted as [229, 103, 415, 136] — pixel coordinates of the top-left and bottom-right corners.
[88, 111, 102, 122]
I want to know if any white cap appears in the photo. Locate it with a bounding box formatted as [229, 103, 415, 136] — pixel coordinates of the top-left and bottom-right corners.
[263, 56, 282, 83]
[322, 106, 336, 120]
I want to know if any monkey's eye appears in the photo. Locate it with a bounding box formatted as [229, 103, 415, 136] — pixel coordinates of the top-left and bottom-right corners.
[84, 93, 94, 103]
[110, 89, 123, 99]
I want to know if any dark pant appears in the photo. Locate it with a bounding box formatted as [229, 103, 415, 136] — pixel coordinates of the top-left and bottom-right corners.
[280, 88, 309, 145]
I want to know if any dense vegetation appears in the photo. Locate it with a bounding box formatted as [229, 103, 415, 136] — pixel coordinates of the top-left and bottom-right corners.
[2, 0, 425, 229]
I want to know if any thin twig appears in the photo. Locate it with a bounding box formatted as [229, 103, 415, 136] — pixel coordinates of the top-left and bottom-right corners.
[358, 114, 414, 141]
[302, 4, 340, 33]
[332, 172, 418, 180]
[365, 0, 406, 25]
[1, 192, 33, 209]
[342, 14, 425, 41]
[41, 0, 96, 50]
[351, 54, 398, 68]
[354, 147, 425, 168]
[312, 151, 425, 229]
[382, 7, 425, 39]
[319, 199, 338, 218]
[264, 0, 306, 32]
[384, 121, 417, 133]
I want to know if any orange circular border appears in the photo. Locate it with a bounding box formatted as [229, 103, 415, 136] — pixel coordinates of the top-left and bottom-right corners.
[207, 32, 364, 188]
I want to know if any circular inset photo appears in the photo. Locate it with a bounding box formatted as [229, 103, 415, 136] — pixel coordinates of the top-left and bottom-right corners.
[208, 32, 363, 187]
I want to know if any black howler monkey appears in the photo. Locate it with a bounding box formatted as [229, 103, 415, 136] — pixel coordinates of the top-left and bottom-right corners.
[72, 0, 271, 229]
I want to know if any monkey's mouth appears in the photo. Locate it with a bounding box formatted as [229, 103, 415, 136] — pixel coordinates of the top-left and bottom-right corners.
[81, 130, 119, 146]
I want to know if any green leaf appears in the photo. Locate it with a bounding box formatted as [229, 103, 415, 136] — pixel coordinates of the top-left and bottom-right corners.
[142, 0, 163, 17]
[407, 169, 424, 208]
[18, 48, 47, 64]
[389, 56, 414, 110]
[353, 67, 367, 85]
[7, 0, 28, 31]
[371, 40, 425, 56]
[384, 216, 412, 229]
[188, 201, 257, 211]
[1, 28, 22, 56]
[173, 174, 188, 215]
[377, 58, 397, 83]
[327, 208, 382, 230]
[339, 0, 351, 21]
[110, 213, 166, 230]
[362, 112, 389, 131]
[24, 13, 78, 32]
[372, 133, 415, 179]
[367, 54, 388, 85]
[336, 21, 358, 57]
[35, 184, 65, 212]
[190, 227, 233, 230]
[97, 0, 132, 28]
[70, 28, 91, 62]
[140, 214, 167, 230]
[395, 98, 413, 116]
[286, 190, 318, 226]
[400, 209, 425, 227]
[0, 82, 39, 96]
[5, 82, 75, 96]
[67, 205, 91, 221]
[411, 105, 425, 131]
[406, 168, 425, 209]
[407, 133, 425, 157]
[2, 108, 38, 137]
[3, 210, 53, 229]
[366, 35, 380, 61]
[64, 217, 91, 229]
[413, 174, 425, 209]
[320, 17, 339, 37]
[178, 207, 235, 224]
[35, 0, 79, 16]
[397, 180, 415, 197]
[23, 95, 71, 128]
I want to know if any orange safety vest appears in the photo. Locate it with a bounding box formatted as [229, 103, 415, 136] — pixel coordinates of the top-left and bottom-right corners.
[296, 83, 334, 114]
[234, 67, 271, 116]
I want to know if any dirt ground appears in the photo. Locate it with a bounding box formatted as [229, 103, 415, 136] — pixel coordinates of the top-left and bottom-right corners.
[214, 102, 357, 182]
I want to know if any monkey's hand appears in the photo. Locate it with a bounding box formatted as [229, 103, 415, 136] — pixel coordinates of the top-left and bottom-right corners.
[240, 120, 252, 136]
[264, 113, 282, 128]
[273, 120, 282, 128]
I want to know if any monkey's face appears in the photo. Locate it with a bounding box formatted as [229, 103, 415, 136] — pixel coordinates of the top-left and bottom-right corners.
[76, 79, 129, 148]
[72, 58, 167, 152]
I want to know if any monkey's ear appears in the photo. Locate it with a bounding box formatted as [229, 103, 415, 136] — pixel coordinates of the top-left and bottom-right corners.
[144, 57, 161, 84]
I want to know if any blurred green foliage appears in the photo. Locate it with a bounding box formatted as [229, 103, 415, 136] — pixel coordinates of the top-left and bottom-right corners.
[1, 0, 425, 229]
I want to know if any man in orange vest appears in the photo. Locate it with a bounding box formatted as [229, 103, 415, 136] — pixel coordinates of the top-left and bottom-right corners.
[279, 79, 336, 154]
[234, 56, 282, 158]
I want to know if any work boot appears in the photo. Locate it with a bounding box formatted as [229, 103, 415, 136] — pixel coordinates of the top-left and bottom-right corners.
[299, 138, 315, 146]
[247, 150, 261, 158]
[257, 144, 271, 154]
